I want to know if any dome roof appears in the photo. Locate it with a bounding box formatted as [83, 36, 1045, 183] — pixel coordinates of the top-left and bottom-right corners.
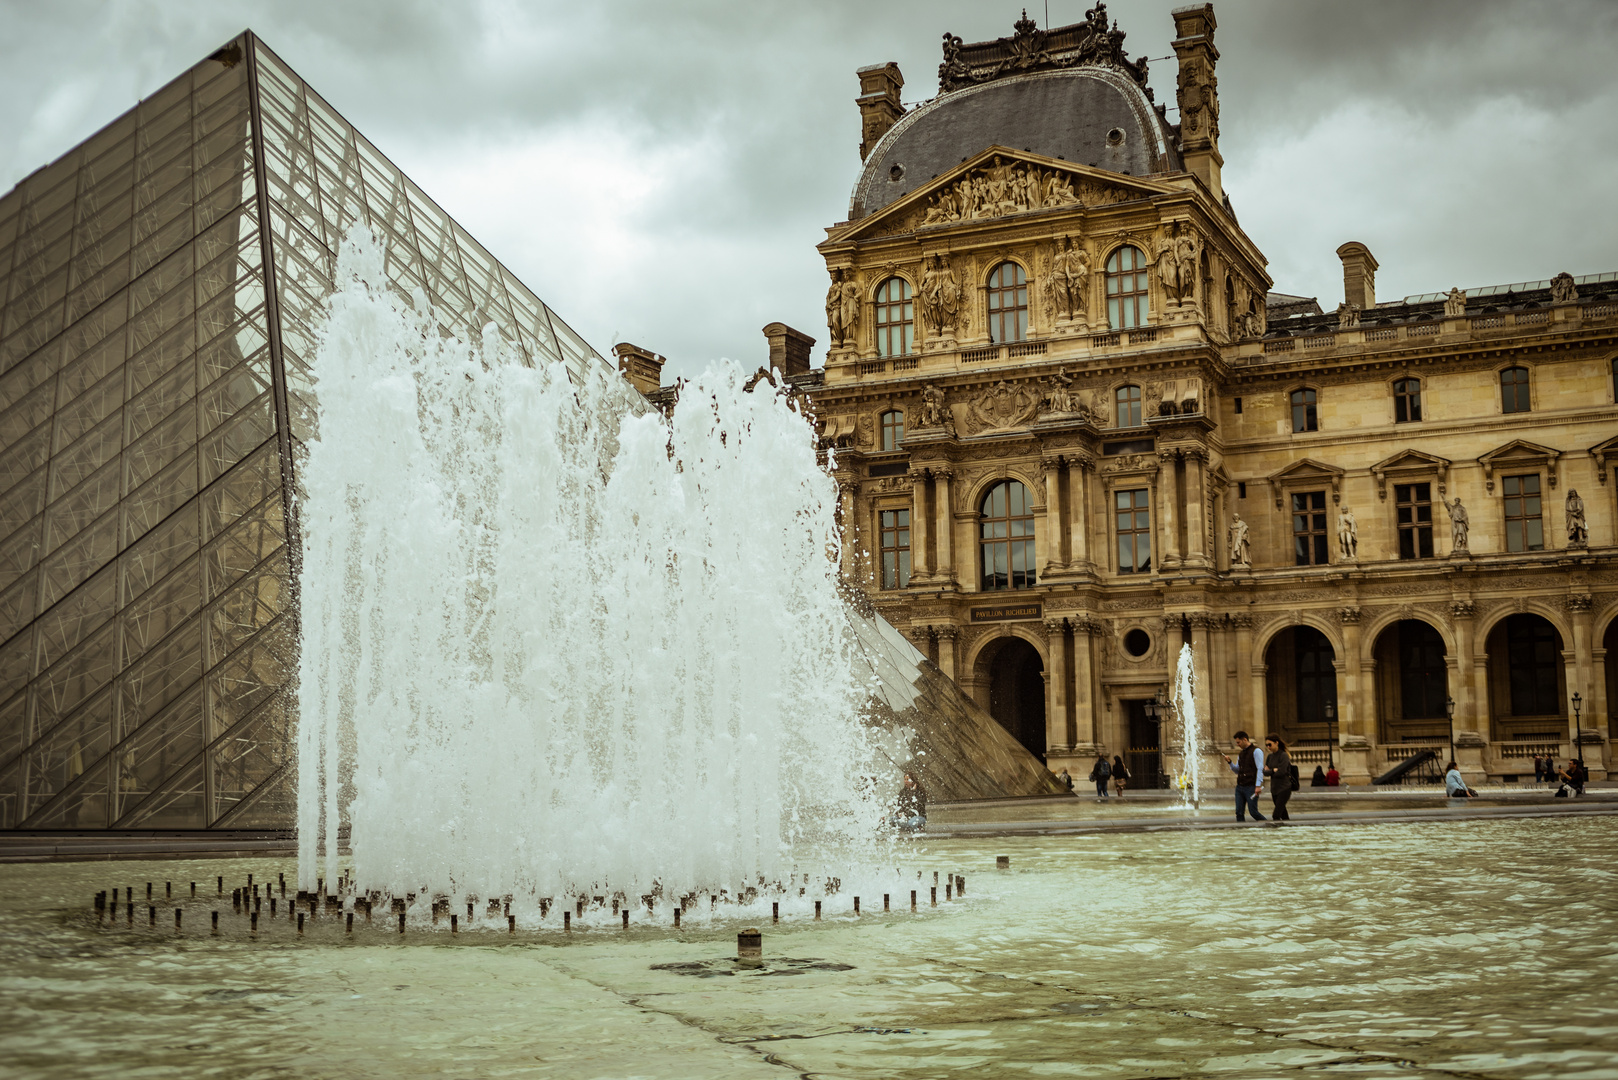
[852, 66, 1179, 220]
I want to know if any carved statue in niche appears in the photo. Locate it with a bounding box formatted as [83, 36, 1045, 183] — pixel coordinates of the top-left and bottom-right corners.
[1228, 512, 1251, 568]
[1174, 230, 1199, 306]
[1337, 302, 1361, 329]
[1144, 382, 1162, 418]
[1567, 489, 1588, 546]
[919, 255, 963, 338]
[1550, 272, 1578, 304]
[1443, 288, 1466, 317]
[1443, 496, 1470, 553]
[966, 380, 1041, 433]
[1154, 223, 1197, 306]
[918, 381, 954, 434]
[1338, 507, 1358, 560]
[1042, 236, 1090, 323]
[826, 269, 861, 348]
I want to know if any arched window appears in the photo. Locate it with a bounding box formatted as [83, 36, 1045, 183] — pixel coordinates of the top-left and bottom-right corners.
[1106, 246, 1149, 329]
[1115, 385, 1142, 428]
[1293, 626, 1338, 728]
[1503, 614, 1560, 716]
[873, 277, 913, 358]
[1500, 366, 1530, 413]
[1290, 388, 1318, 432]
[987, 262, 1027, 343]
[979, 480, 1035, 590]
[879, 409, 904, 451]
[1393, 378, 1422, 423]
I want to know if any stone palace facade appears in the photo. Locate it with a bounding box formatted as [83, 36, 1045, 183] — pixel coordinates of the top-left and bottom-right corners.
[758, 5, 1618, 786]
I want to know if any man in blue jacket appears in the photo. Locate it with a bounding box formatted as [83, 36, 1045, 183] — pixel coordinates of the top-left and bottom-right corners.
[1220, 731, 1265, 822]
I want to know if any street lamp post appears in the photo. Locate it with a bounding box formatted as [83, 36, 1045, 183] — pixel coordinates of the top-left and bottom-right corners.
[1445, 695, 1456, 768]
[1323, 701, 1336, 769]
[1144, 687, 1170, 789]
[1571, 692, 1583, 769]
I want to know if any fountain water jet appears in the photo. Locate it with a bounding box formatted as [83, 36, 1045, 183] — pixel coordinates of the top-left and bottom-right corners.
[295, 229, 892, 907]
[1170, 643, 1205, 808]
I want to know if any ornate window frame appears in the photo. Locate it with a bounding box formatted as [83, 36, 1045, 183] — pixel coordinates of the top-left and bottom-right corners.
[1478, 439, 1559, 494]
[1098, 454, 1160, 575]
[1496, 362, 1533, 415]
[985, 259, 1030, 344]
[871, 274, 916, 359]
[1103, 243, 1150, 330]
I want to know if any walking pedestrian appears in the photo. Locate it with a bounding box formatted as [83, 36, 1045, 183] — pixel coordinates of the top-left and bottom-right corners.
[1531, 755, 1544, 783]
[1112, 755, 1130, 798]
[1087, 754, 1111, 799]
[1219, 731, 1266, 822]
[1263, 736, 1293, 822]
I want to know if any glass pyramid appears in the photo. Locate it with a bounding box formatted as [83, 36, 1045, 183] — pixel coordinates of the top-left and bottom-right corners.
[0, 33, 607, 830]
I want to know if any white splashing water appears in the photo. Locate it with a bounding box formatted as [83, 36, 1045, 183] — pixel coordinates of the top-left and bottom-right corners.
[1171, 643, 1204, 808]
[295, 229, 889, 905]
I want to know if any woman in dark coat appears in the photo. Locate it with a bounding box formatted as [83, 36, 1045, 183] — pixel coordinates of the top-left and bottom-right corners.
[1112, 755, 1130, 798]
[1263, 735, 1294, 821]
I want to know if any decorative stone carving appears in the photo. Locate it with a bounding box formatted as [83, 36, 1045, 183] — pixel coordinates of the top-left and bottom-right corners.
[1041, 236, 1090, 323]
[1336, 302, 1360, 329]
[1338, 607, 1362, 624]
[1450, 601, 1476, 620]
[937, 5, 1149, 94]
[1338, 507, 1358, 560]
[1154, 224, 1198, 307]
[1176, 53, 1220, 141]
[917, 381, 953, 432]
[918, 255, 963, 339]
[1105, 453, 1155, 474]
[1566, 489, 1588, 547]
[1565, 593, 1594, 613]
[921, 156, 1086, 225]
[1550, 271, 1578, 305]
[1227, 512, 1251, 568]
[1039, 368, 1088, 419]
[1443, 497, 1470, 553]
[1234, 300, 1265, 339]
[826, 269, 860, 348]
[857, 413, 874, 448]
[965, 380, 1042, 433]
[1443, 288, 1466, 317]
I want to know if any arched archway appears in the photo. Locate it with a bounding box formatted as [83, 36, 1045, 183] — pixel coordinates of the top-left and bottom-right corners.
[1484, 613, 1567, 742]
[1371, 619, 1449, 745]
[977, 636, 1046, 761]
[1264, 625, 1337, 747]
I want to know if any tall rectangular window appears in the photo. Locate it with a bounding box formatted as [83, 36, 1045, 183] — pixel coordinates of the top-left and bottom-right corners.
[1115, 385, 1142, 428]
[1393, 378, 1422, 423]
[1500, 367, 1530, 413]
[1115, 489, 1151, 574]
[1290, 388, 1318, 432]
[879, 410, 904, 451]
[1105, 245, 1149, 329]
[1502, 474, 1543, 552]
[1395, 482, 1433, 559]
[1292, 491, 1328, 565]
[879, 508, 910, 589]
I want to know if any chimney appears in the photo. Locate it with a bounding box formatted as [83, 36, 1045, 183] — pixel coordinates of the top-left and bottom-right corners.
[856, 62, 904, 162]
[1171, 4, 1222, 202]
[762, 323, 816, 378]
[1336, 242, 1378, 311]
[613, 342, 666, 396]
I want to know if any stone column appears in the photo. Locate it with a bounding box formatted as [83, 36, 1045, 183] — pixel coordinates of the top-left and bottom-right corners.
[1189, 613, 1215, 741]
[1041, 456, 1064, 574]
[1070, 616, 1094, 750]
[934, 625, 959, 683]
[833, 474, 858, 581]
[1337, 608, 1372, 784]
[1044, 618, 1069, 756]
[934, 468, 955, 586]
[1231, 614, 1254, 733]
[908, 467, 931, 579]
[1449, 601, 1480, 736]
[1183, 449, 1208, 567]
[1569, 594, 1603, 776]
[1157, 450, 1182, 568]
[1068, 453, 1093, 569]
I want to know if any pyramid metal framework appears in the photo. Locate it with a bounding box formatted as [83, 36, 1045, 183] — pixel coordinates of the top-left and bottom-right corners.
[0, 33, 607, 830]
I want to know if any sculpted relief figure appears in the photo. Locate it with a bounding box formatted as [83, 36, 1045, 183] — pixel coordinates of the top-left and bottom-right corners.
[1443, 287, 1467, 317]
[967, 380, 1042, 433]
[1043, 236, 1090, 323]
[1228, 512, 1251, 568]
[1154, 231, 1181, 304]
[1155, 225, 1197, 306]
[1550, 271, 1578, 304]
[918, 382, 953, 432]
[1173, 231, 1199, 306]
[1041, 367, 1087, 417]
[1338, 507, 1358, 560]
[919, 255, 963, 337]
[826, 269, 861, 348]
[1337, 302, 1361, 329]
[1566, 489, 1588, 545]
[921, 160, 1081, 225]
[1443, 496, 1470, 553]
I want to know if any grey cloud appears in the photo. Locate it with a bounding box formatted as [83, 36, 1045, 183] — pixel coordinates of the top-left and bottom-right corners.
[3, 0, 1615, 381]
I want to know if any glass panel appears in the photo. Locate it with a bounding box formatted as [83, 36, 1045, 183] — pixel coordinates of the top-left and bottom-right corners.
[123, 446, 199, 543]
[118, 615, 202, 736]
[121, 500, 200, 601]
[210, 697, 289, 821]
[116, 751, 204, 828]
[19, 687, 115, 823]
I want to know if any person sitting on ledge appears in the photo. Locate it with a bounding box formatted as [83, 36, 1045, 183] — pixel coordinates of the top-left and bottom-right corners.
[1311, 765, 1328, 787]
[1445, 761, 1478, 798]
[891, 772, 928, 832]
[1557, 758, 1587, 798]
[1325, 765, 1340, 787]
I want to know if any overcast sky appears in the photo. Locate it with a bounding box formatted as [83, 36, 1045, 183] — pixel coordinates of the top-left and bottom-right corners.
[3, 0, 1615, 380]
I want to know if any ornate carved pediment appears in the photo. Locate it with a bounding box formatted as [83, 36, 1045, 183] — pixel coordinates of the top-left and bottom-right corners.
[964, 380, 1042, 434]
[836, 148, 1169, 242]
[1267, 458, 1345, 508]
[938, 5, 1151, 93]
[1370, 449, 1451, 500]
[1478, 439, 1561, 493]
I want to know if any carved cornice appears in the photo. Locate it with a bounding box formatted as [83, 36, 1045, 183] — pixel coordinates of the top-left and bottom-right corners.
[938, 6, 1150, 94]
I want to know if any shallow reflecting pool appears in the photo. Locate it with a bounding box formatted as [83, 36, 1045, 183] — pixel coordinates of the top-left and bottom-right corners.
[2, 816, 1615, 1078]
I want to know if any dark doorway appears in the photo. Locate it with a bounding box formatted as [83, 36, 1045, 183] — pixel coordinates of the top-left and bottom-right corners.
[987, 637, 1046, 761]
[1125, 699, 1162, 789]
